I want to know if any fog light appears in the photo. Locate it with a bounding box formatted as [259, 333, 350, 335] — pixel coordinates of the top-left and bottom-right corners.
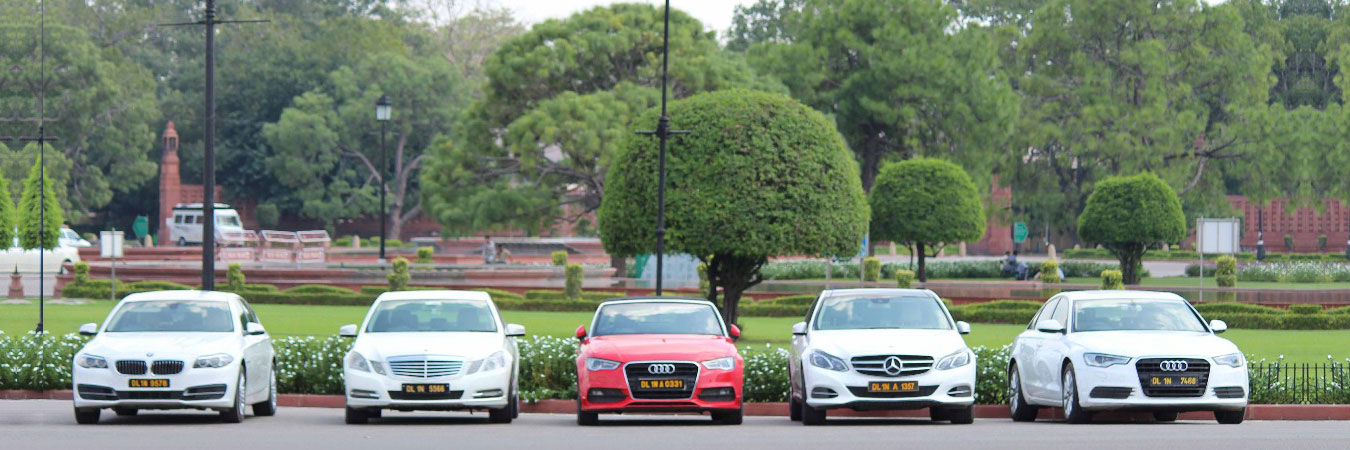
[947, 385, 973, 397]
[587, 388, 626, 403]
[698, 387, 736, 402]
[810, 387, 838, 399]
[474, 389, 504, 398]
[349, 389, 380, 399]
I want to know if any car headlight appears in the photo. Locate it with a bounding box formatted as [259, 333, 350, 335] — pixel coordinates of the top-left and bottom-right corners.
[193, 353, 235, 369]
[702, 356, 735, 371]
[809, 350, 848, 372]
[468, 351, 507, 374]
[76, 354, 107, 369]
[1083, 353, 1131, 368]
[1214, 353, 1245, 368]
[346, 351, 371, 372]
[586, 358, 621, 371]
[935, 349, 972, 370]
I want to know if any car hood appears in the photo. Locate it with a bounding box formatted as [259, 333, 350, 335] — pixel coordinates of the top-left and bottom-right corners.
[1067, 331, 1240, 358]
[584, 335, 736, 362]
[81, 332, 242, 359]
[808, 329, 968, 358]
[353, 332, 506, 360]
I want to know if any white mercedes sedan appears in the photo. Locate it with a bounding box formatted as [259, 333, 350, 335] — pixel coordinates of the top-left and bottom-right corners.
[1008, 290, 1248, 424]
[71, 291, 276, 424]
[340, 290, 524, 424]
[789, 289, 977, 425]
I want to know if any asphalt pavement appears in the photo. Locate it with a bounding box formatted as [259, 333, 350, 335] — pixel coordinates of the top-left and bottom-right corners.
[2, 400, 1346, 450]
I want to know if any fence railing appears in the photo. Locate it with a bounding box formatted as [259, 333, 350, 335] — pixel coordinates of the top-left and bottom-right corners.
[1249, 362, 1350, 404]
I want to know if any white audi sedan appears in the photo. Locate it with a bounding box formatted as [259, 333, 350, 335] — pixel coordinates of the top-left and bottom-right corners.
[1008, 290, 1248, 424]
[340, 290, 524, 424]
[789, 289, 976, 425]
[71, 291, 276, 424]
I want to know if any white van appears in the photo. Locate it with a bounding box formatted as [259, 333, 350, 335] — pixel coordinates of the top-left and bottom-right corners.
[165, 203, 246, 246]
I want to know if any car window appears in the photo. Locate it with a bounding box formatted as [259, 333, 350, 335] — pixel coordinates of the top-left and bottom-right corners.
[366, 299, 498, 333]
[592, 302, 723, 337]
[1029, 298, 1059, 329]
[174, 215, 183, 224]
[1073, 298, 1207, 332]
[239, 300, 260, 323]
[813, 294, 950, 330]
[105, 300, 235, 332]
[1051, 298, 1070, 325]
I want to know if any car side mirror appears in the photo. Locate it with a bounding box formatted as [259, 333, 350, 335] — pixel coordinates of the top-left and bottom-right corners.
[575, 325, 587, 340]
[505, 323, 526, 337]
[1036, 319, 1065, 334]
[728, 324, 741, 340]
[792, 322, 807, 336]
[956, 321, 971, 335]
[245, 322, 267, 336]
[339, 324, 358, 337]
[1210, 319, 1228, 334]
[78, 323, 98, 336]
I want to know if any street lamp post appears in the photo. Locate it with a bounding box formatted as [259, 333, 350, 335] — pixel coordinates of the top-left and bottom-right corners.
[375, 95, 392, 264]
[635, 0, 689, 295]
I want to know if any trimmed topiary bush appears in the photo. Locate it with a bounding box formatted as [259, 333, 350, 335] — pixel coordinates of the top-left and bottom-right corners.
[1039, 260, 1060, 283]
[227, 264, 245, 291]
[895, 269, 915, 288]
[387, 258, 410, 291]
[862, 257, 881, 282]
[564, 264, 583, 299]
[1077, 173, 1186, 285]
[1289, 304, 1322, 315]
[416, 247, 434, 264]
[1215, 255, 1237, 287]
[869, 158, 985, 282]
[551, 251, 568, 266]
[72, 261, 89, 285]
[1100, 269, 1124, 289]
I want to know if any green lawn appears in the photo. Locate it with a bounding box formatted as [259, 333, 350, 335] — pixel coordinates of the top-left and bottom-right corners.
[1064, 276, 1350, 290]
[2, 301, 1344, 363]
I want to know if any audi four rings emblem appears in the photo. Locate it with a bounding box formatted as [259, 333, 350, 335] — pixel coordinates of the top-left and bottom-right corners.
[647, 364, 676, 375]
[1159, 360, 1190, 372]
[882, 356, 905, 376]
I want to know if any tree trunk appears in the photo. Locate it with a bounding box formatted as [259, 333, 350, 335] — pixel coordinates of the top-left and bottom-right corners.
[707, 253, 766, 326]
[1114, 244, 1145, 285]
[916, 242, 928, 282]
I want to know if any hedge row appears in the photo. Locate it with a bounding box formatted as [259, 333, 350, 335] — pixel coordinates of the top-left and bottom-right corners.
[759, 259, 1138, 281]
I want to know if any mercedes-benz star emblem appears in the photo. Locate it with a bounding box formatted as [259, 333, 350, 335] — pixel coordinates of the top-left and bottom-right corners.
[1159, 360, 1189, 372]
[146, 353, 154, 358]
[647, 363, 676, 375]
[882, 356, 904, 376]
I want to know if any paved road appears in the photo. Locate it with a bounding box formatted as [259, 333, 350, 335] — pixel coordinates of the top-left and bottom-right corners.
[2, 400, 1346, 450]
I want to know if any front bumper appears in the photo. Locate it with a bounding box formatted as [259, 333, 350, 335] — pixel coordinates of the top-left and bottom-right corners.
[1075, 363, 1249, 412]
[344, 367, 511, 411]
[72, 363, 240, 410]
[578, 365, 742, 414]
[803, 361, 976, 411]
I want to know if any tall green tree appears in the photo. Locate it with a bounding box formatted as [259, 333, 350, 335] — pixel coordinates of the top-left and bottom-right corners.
[869, 159, 986, 282]
[17, 157, 63, 250]
[0, 142, 12, 245]
[1078, 173, 1186, 285]
[601, 89, 868, 325]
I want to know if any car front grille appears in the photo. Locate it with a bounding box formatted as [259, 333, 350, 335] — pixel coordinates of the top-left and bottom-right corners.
[1136, 358, 1210, 397]
[386, 356, 463, 378]
[846, 385, 939, 398]
[388, 390, 464, 401]
[116, 390, 184, 400]
[152, 360, 184, 375]
[624, 362, 699, 400]
[115, 360, 148, 375]
[850, 355, 934, 377]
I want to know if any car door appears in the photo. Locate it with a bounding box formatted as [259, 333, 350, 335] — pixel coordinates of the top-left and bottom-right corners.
[1033, 297, 1072, 403]
[1015, 297, 1057, 401]
[789, 295, 821, 400]
[238, 300, 272, 400]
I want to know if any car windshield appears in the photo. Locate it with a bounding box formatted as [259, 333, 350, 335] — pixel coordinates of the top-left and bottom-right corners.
[814, 295, 951, 330]
[1073, 298, 1207, 332]
[216, 214, 242, 227]
[365, 299, 497, 333]
[592, 302, 723, 337]
[105, 300, 235, 332]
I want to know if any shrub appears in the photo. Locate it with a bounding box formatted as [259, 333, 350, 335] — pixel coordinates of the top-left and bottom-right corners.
[525, 290, 625, 301]
[283, 284, 357, 295]
[895, 269, 915, 288]
[1100, 269, 1123, 289]
[227, 264, 245, 291]
[1239, 262, 1350, 283]
[1039, 260, 1060, 283]
[1289, 304, 1323, 314]
[416, 247, 434, 263]
[551, 251, 568, 266]
[862, 257, 881, 282]
[1215, 255, 1237, 287]
[1077, 172, 1186, 284]
[762, 294, 817, 306]
[333, 236, 354, 248]
[387, 257, 410, 291]
[72, 261, 89, 285]
[1284, 234, 1294, 251]
[564, 264, 583, 299]
[869, 158, 986, 282]
[1185, 264, 1215, 277]
[697, 263, 710, 297]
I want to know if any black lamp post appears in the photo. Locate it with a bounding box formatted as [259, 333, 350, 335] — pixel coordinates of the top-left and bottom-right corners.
[635, 0, 689, 295]
[1256, 209, 1265, 261]
[375, 95, 392, 264]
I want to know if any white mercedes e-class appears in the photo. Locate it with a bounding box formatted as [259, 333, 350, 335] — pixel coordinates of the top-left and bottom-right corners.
[1008, 290, 1248, 424]
[789, 289, 977, 425]
[71, 291, 276, 424]
[340, 290, 524, 424]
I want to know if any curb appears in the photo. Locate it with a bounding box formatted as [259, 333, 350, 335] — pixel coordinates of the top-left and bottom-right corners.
[7, 391, 1350, 420]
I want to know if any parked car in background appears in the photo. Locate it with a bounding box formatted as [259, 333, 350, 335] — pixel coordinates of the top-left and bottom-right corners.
[60, 226, 92, 248]
[575, 298, 744, 425]
[164, 203, 246, 246]
[1007, 290, 1248, 424]
[0, 234, 81, 274]
[789, 289, 976, 425]
[340, 290, 524, 424]
[71, 291, 276, 424]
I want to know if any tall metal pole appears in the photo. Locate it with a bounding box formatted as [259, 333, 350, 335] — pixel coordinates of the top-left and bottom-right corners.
[379, 120, 388, 264]
[37, 0, 46, 334]
[200, 0, 218, 290]
[653, 0, 672, 296]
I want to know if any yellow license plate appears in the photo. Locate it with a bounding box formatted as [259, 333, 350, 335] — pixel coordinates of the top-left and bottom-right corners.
[128, 379, 169, 388]
[1148, 376, 1199, 387]
[402, 384, 449, 394]
[868, 381, 918, 393]
[638, 379, 684, 390]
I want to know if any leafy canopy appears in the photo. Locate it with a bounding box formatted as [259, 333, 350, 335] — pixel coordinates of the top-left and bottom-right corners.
[1078, 173, 1187, 246]
[869, 158, 986, 246]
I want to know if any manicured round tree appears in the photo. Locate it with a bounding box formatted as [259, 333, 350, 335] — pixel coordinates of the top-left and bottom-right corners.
[601, 89, 868, 325]
[1077, 173, 1185, 285]
[868, 158, 985, 282]
[18, 157, 63, 250]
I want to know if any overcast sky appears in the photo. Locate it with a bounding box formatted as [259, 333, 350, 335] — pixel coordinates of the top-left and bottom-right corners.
[496, 0, 753, 35]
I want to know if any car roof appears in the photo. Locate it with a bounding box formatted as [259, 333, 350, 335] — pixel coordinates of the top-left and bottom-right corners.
[374, 290, 492, 302]
[120, 290, 241, 303]
[1053, 290, 1185, 302]
[599, 296, 712, 304]
[820, 288, 939, 298]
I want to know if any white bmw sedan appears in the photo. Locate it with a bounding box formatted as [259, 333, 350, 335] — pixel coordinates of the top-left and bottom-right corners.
[1008, 290, 1248, 424]
[340, 290, 524, 424]
[789, 289, 977, 425]
[71, 291, 276, 424]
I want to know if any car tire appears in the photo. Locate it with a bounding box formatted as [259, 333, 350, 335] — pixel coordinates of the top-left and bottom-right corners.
[488, 404, 513, 424]
[1008, 363, 1039, 422]
[112, 407, 138, 417]
[575, 398, 599, 426]
[948, 406, 974, 424]
[1215, 409, 1245, 424]
[712, 408, 743, 425]
[1061, 364, 1092, 424]
[1153, 411, 1178, 422]
[344, 406, 369, 425]
[929, 407, 950, 422]
[74, 407, 100, 425]
[789, 396, 802, 421]
[510, 388, 520, 419]
[220, 369, 247, 423]
[800, 399, 826, 426]
[178, 237, 187, 247]
[252, 367, 278, 417]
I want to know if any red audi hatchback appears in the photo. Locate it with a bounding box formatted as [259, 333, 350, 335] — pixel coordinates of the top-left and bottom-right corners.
[574, 297, 744, 425]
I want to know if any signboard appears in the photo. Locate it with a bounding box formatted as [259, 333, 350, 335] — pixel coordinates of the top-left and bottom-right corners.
[1013, 222, 1029, 243]
[99, 231, 124, 258]
[1197, 218, 1241, 254]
